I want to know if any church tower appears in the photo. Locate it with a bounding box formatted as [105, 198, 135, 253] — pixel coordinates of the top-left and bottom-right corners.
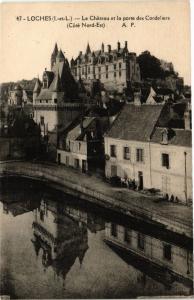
[51, 43, 58, 69]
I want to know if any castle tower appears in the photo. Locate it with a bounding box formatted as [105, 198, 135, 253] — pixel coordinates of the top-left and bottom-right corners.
[33, 78, 42, 104]
[51, 43, 58, 69]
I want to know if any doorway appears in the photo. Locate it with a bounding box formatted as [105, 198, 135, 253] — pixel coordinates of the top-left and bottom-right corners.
[138, 171, 143, 190]
[82, 160, 87, 173]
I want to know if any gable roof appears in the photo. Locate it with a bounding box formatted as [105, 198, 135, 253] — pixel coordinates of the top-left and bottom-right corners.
[151, 127, 191, 147]
[105, 103, 164, 142]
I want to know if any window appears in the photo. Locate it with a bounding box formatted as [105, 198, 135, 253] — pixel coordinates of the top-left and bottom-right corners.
[98, 66, 101, 73]
[75, 159, 79, 169]
[162, 153, 170, 169]
[106, 73, 108, 79]
[110, 145, 116, 157]
[123, 147, 130, 160]
[119, 71, 121, 77]
[106, 65, 108, 71]
[138, 233, 145, 250]
[124, 228, 131, 243]
[114, 64, 116, 70]
[114, 72, 116, 78]
[163, 244, 172, 261]
[99, 74, 101, 80]
[88, 66, 90, 74]
[119, 62, 122, 69]
[136, 148, 144, 162]
[40, 116, 44, 125]
[54, 99, 57, 104]
[93, 66, 95, 74]
[111, 223, 117, 237]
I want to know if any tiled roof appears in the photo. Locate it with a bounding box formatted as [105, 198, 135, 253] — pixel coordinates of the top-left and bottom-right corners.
[105, 103, 164, 141]
[151, 127, 191, 147]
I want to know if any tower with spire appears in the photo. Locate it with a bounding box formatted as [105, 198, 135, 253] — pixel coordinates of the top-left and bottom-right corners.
[51, 43, 58, 69]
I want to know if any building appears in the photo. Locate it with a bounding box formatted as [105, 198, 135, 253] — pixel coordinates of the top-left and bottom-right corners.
[104, 101, 165, 190]
[8, 84, 33, 107]
[57, 116, 104, 173]
[33, 43, 90, 137]
[104, 98, 192, 204]
[71, 41, 141, 94]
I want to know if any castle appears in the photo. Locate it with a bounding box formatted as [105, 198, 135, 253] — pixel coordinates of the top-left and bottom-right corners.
[71, 41, 141, 93]
[33, 41, 141, 138]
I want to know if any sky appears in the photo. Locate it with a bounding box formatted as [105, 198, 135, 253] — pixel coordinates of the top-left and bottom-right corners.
[0, 0, 191, 84]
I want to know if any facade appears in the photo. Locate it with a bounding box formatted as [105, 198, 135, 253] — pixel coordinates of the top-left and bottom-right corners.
[8, 84, 33, 107]
[104, 102, 165, 190]
[150, 127, 192, 204]
[57, 116, 104, 172]
[105, 222, 193, 282]
[104, 100, 192, 204]
[71, 41, 141, 94]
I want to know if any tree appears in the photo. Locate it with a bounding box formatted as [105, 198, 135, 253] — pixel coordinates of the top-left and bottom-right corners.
[137, 51, 165, 80]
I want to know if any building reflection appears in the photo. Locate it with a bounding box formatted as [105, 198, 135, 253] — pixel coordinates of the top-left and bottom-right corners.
[31, 199, 89, 281]
[104, 222, 193, 290]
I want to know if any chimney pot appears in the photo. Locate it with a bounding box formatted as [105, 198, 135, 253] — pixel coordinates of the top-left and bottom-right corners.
[107, 45, 111, 53]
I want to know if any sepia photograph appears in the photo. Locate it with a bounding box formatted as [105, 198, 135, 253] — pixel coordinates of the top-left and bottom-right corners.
[0, 0, 193, 299]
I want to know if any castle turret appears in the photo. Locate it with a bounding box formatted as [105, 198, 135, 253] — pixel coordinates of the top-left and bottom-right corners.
[33, 78, 41, 103]
[51, 43, 58, 68]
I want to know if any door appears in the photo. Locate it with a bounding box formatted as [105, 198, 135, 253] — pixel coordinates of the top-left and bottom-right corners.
[57, 153, 61, 164]
[138, 171, 143, 190]
[111, 165, 117, 177]
[82, 160, 87, 173]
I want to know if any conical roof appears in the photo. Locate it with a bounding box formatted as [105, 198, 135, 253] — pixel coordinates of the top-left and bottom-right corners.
[52, 43, 58, 56]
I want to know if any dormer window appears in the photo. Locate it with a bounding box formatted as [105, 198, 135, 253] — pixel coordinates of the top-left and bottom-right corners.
[161, 128, 168, 145]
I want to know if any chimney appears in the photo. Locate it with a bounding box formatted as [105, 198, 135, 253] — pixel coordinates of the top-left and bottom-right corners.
[117, 41, 120, 51]
[79, 51, 82, 56]
[107, 45, 111, 53]
[125, 41, 128, 49]
[134, 90, 141, 106]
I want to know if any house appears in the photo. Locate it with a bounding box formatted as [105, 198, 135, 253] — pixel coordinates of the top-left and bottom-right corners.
[104, 102, 165, 190]
[104, 97, 192, 204]
[150, 127, 192, 204]
[57, 116, 104, 173]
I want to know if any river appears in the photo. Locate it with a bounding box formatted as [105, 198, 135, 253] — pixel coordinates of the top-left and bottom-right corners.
[0, 178, 193, 299]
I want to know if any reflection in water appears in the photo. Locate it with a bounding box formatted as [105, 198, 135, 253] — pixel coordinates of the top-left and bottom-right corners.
[0, 178, 193, 299]
[31, 199, 89, 281]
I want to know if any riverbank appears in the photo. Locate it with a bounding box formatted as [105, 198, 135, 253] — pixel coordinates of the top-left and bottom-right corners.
[0, 161, 192, 238]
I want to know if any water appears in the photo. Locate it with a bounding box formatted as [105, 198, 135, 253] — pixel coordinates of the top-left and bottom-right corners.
[0, 178, 193, 299]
